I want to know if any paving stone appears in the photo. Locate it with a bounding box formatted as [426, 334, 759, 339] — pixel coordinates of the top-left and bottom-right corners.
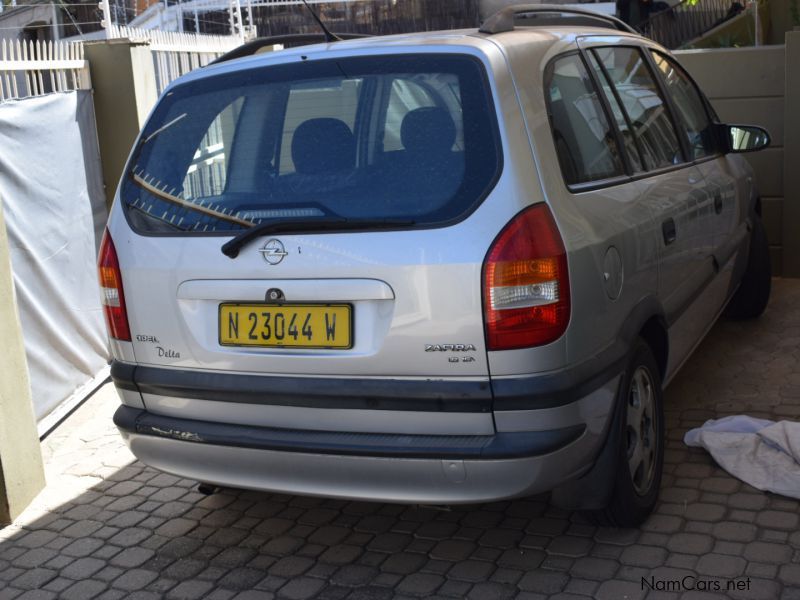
[496, 548, 545, 570]
[466, 582, 516, 599]
[59, 580, 107, 600]
[277, 577, 326, 600]
[665, 553, 697, 569]
[619, 545, 668, 568]
[109, 547, 155, 568]
[268, 556, 314, 578]
[218, 568, 265, 590]
[684, 503, 726, 522]
[159, 536, 204, 558]
[262, 536, 304, 557]
[12, 548, 58, 569]
[61, 537, 104, 558]
[429, 540, 476, 562]
[111, 569, 159, 591]
[593, 527, 639, 545]
[728, 578, 780, 600]
[396, 573, 444, 596]
[728, 492, 767, 510]
[211, 547, 257, 569]
[379, 552, 427, 575]
[165, 580, 214, 599]
[569, 557, 619, 581]
[695, 554, 747, 578]
[640, 515, 682, 533]
[712, 521, 758, 542]
[331, 564, 379, 587]
[318, 544, 363, 565]
[42, 576, 73, 593]
[595, 579, 646, 600]
[780, 564, 800, 586]
[16, 531, 57, 548]
[666, 533, 714, 554]
[5, 591, 53, 600]
[746, 562, 778, 579]
[74, 564, 112, 584]
[756, 510, 800, 530]
[712, 541, 745, 556]
[490, 567, 522, 585]
[446, 560, 495, 583]
[306, 526, 351, 547]
[563, 578, 598, 596]
[11, 568, 58, 590]
[61, 557, 106, 579]
[546, 536, 593, 557]
[438, 580, 472, 598]
[367, 532, 412, 554]
[517, 569, 569, 594]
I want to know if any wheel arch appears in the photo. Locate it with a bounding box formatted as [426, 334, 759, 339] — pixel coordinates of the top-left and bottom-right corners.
[619, 296, 669, 382]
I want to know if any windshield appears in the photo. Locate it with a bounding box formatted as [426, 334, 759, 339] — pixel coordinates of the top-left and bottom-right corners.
[122, 53, 502, 234]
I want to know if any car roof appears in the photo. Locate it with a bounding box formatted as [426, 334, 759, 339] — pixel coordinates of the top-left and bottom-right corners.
[187, 24, 644, 84]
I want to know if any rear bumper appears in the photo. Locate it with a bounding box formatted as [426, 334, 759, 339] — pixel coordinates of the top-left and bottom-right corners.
[111, 359, 622, 502]
[114, 405, 603, 504]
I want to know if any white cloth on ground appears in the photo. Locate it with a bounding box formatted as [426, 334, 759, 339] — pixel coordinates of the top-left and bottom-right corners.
[684, 415, 800, 499]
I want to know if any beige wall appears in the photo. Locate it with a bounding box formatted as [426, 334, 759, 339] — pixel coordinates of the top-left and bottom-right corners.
[0, 199, 45, 524]
[783, 31, 800, 276]
[84, 40, 159, 210]
[676, 45, 787, 275]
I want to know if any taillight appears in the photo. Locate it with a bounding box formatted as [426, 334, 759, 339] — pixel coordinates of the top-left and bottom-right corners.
[483, 204, 570, 350]
[98, 229, 131, 341]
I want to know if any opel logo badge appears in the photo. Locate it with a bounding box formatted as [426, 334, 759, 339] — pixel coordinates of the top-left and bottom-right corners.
[259, 239, 288, 265]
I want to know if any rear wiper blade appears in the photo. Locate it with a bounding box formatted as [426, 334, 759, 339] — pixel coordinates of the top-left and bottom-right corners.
[221, 217, 415, 258]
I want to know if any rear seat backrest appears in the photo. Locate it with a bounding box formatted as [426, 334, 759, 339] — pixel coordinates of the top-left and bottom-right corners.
[291, 118, 356, 175]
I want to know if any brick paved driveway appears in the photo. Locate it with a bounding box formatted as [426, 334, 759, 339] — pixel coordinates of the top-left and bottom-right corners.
[2, 280, 800, 600]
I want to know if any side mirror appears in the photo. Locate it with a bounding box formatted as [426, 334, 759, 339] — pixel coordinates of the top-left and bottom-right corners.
[718, 124, 771, 153]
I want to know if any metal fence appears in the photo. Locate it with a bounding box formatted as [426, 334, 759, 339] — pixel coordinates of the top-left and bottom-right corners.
[0, 39, 91, 101]
[637, 0, 735, 48]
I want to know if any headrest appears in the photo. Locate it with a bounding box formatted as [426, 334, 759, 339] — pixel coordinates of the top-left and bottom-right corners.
[291, 118, 355, 174]
[400, 107, 457, 154]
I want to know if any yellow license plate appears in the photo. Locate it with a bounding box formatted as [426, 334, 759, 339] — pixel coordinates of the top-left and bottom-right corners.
[219, 304, 352, 349]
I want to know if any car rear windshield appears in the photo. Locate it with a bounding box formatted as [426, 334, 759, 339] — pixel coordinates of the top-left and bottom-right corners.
[121, 53, 502, 234]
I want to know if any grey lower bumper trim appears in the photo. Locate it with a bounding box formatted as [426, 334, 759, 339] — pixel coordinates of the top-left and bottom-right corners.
[114, 406, 584, 460]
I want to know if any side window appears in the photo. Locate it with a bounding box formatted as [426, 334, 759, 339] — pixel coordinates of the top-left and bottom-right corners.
[593, 47, 684, 171]
[585, 52, 645, 173]
[650, 51, 716, 160]
[183, 97, 244, 200]
[546, 53, 624, 186]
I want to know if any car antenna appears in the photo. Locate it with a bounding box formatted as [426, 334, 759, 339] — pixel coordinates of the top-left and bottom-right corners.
[300, 0, 341, 42]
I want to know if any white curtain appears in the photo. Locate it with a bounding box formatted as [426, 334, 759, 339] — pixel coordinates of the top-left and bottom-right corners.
[0, 90, 110, 430]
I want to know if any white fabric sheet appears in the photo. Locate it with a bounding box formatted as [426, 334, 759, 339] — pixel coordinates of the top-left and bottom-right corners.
[685, 415, 800, 499]
[0, 91, 110, 424]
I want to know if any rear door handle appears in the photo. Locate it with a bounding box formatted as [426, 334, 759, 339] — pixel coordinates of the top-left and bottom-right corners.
[662, 218, 677, 246]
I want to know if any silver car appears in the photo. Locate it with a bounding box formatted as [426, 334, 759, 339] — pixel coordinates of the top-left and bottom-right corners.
[100, 6, 771, 526]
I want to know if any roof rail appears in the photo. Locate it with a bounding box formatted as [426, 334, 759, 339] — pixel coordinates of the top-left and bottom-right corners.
[210, 32, 373, 65]
[479, 4, 638, 35]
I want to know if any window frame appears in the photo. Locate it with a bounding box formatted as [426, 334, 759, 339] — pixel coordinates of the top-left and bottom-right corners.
[543, 49, 628, 189]
[545, 41, 724, 194]
[119, 52, 506, 238]
[647, 49, 724, 164]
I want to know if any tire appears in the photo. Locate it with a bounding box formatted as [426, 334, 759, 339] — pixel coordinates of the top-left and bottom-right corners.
[600, 339, 665, 527]
[724, 214, 771, 319]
